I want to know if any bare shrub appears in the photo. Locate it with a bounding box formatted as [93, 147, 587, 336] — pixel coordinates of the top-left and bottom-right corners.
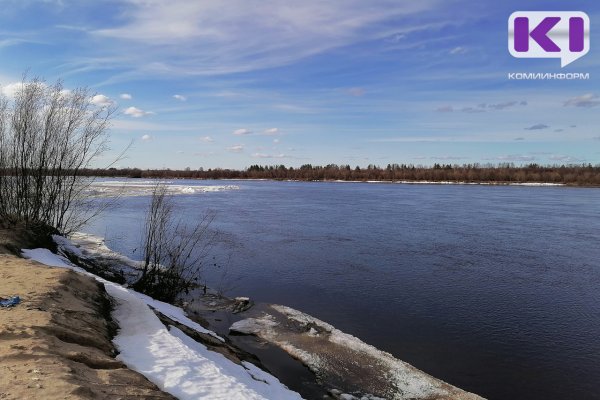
[134, 183, 217, 302]
[0, 77, 114, 233]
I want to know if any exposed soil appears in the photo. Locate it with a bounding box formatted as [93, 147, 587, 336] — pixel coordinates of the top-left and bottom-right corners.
[0, 254, 175, 399]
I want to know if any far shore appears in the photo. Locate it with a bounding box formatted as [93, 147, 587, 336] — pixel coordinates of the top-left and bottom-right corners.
[89, 175, 600, 188]
[78, 163, 600, 187]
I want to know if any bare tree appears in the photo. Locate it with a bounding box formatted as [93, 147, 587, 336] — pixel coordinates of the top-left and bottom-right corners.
[135, 183, 217, 302]
[0, 77, 115, 233]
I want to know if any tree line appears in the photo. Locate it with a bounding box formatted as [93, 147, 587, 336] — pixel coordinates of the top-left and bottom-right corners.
[81, 163, 600, 186]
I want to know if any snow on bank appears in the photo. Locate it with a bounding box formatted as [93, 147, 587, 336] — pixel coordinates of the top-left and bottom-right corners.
[232, 305, 482, 400]
[271, 305, 436, 397]
[392, 180, 565, 186]
[87, 180, 239, 197]
[22, 247, 303, 400]
[53, 232, 143, 281]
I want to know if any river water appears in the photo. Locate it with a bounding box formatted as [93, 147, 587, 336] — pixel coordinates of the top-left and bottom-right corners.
[83, 179, 600, 400]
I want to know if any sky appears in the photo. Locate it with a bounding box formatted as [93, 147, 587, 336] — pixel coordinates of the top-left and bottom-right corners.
[0, 0, 598, 169]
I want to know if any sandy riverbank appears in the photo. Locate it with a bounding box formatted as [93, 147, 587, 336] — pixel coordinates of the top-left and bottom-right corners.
[0, 254, 175, 399]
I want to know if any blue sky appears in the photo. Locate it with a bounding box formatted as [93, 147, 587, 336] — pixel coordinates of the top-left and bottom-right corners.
[0, 0, 598, 169]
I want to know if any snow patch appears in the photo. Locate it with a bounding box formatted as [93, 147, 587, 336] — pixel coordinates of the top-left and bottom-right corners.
[87, 180, 239, 197]
[22, 247, 303, 399]
[230, 315, 279, 335]
[270, 305, 451, 399]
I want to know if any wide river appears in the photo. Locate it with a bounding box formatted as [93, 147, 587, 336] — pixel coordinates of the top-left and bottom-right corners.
[84, 179, 600, 400]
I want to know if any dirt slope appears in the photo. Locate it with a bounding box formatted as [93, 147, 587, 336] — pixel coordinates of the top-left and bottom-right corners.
[0, 254, 175, 399]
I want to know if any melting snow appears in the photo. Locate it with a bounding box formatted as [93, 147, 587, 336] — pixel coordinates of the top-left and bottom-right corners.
[86, 180, 239, 197]
[22, 247, 303, 400]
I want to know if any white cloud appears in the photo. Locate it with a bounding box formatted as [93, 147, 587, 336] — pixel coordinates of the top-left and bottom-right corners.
[120, 93, 132, 100]
[233, 128, 252, 136]
[263, 128, 279, 135]
[548, 155, 583, 162]
[435, 101, 526, 113]
[173, 94, 187, 101]
[201, 136, 214, 142]
[90, 94, 114, 107]
[88, 0, 443, 77]
[431, 156, 466, 160]
[564, 93, 600, 108]
[141, 134, 152, 141]
[124, 106, 154, 118]
[252, 153, 287, 159]
[492, 155, 535, 162]
[273, 138, 280, 144]
[227, 144, 244, 153]
[1, 82, 25, 98]
[449, 46, 467, 55]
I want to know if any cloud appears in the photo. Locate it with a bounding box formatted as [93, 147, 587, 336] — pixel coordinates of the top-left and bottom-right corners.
[385, 33, 406, 43]
[273, 138, 280, 144]
[514, 137, 525, 141]
[120, 93, 132, 100]
[524, 123, 549, 131]
[1, 82, 29, 98]
[90, 94, 113, 107]
[449, 46, 467, 55]
[554, 129, 564, 133]
[492, 155, 535, 162]
[263, 128, 279, 135]
[201, 136, 214, 143]
[548, 155, 583, 162]
[273, 103, 315, 113]
[227, 144, 244, 153]
[173, 94, 187, 101]
[564, 93, 600, 108]
[592, 136, 600, 141]
[347, 87, 365, 97]
[435, 101, 526, 113]
[233, 128, 252, 136]
[431, 156, 466, 160]
[487, 101, 518, 110]
[90, 0, 443, 77]
[141, 134, 152, 141]
[461, 107, 484, 113]
[252, 153, 288, 159]
[124, 106, 154, 118]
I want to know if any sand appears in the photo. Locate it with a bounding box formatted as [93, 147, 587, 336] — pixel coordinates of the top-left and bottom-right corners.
[0, 254, 175, 399]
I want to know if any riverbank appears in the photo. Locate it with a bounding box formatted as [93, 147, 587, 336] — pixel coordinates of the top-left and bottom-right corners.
[79, 163, 600, 187]
[0, 254, 175, 399]
[1, 222, 485, 399]
[57, 230, 485, 400]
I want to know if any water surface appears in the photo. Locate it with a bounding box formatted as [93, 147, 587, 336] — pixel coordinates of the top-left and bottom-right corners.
[84, 179, 600, 399]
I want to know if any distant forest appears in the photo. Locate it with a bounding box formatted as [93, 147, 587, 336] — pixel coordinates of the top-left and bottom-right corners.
[81, 163, 600, 186]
